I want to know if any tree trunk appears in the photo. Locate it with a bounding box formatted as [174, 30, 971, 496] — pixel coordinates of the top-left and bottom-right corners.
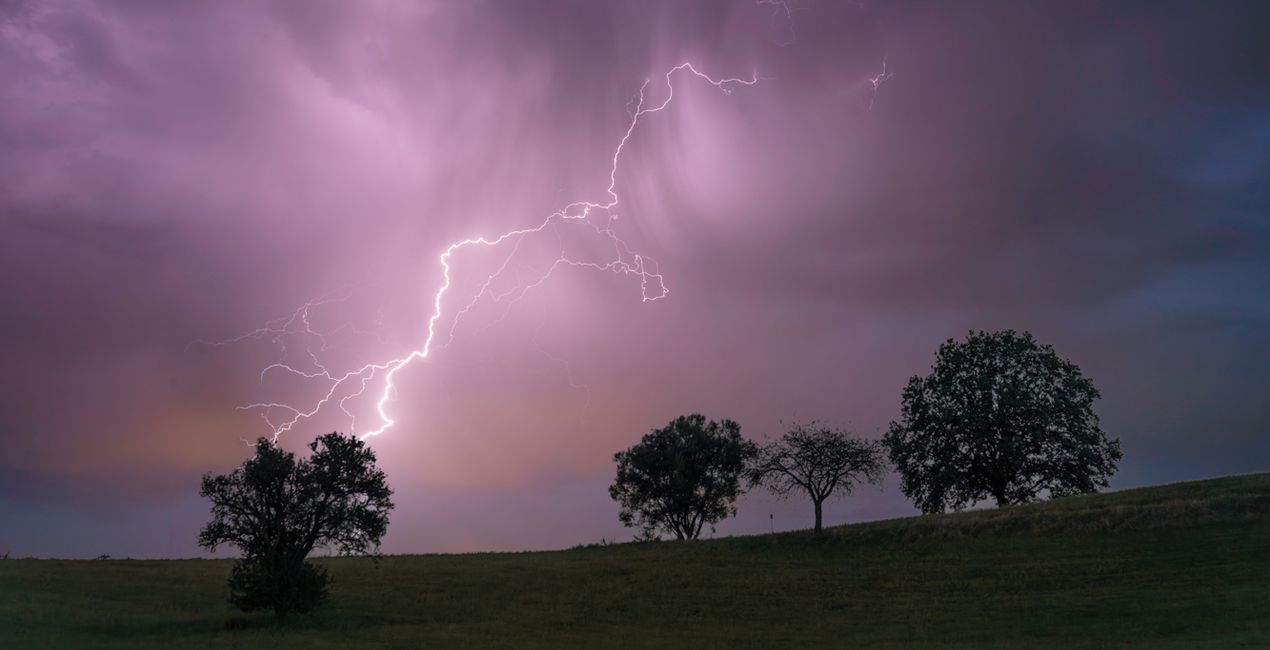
[813, 499, 824, 534]
[990, 474, 1009, 507]
[992, 485, 1009, 507]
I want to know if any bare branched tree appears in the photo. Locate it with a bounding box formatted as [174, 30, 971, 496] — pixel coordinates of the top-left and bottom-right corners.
[750, 423, 886, 533]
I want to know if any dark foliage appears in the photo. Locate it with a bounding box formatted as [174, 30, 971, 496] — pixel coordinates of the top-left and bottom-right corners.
[609, 414, 757, 540]
[884, 330, 1122, 513]
[749, 423, 886, 533]
[198, 433, 394, 616]
[227, 556, 329, 615]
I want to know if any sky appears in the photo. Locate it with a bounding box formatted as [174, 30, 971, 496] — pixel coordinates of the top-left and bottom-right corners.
[2, 0, 1268, 558]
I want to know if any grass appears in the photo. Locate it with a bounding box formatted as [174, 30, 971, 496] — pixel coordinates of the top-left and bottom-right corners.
[2, 473, 1269, 648]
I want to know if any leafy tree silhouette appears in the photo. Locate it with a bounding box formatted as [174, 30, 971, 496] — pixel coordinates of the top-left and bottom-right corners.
[199, 433, 393, 617]
[885, 330, 1122, 513]
[610, 414, 757, 540]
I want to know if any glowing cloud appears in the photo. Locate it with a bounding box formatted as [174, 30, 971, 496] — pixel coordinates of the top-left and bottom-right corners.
[206, 63, 758, 443]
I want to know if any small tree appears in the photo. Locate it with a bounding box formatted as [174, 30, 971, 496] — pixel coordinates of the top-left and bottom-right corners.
[198, 433, 394, 616]
[749, 423, 886, 533]
[609, 414, 757, 540]
[884, 330, 1122, 513]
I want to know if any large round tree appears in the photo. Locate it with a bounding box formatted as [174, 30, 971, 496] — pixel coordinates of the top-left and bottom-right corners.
[609, 414, 756, 540]
[884, 330, 1122, 513]
[199, 433, 394, 616]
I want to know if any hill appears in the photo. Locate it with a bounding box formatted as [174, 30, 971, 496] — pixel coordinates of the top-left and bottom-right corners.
[2, 473, 1269, 648]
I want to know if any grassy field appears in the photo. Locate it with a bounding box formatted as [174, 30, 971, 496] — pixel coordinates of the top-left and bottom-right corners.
[2, 473, 1269, 648]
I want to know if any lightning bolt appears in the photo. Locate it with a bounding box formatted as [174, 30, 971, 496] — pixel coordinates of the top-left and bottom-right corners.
[205, 63, 758, 444]
[868, 55, 892, 110]
[756, 0, 797, 46]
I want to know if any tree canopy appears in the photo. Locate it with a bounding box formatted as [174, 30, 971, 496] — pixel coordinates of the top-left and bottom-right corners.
[749, 423, 886, 533]
[884, 330, 1122, 513]
[198, 432, 394, 615]
[609, 414, 757, 540]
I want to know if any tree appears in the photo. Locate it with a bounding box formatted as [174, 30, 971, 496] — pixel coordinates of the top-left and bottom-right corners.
[198, 432, 394, 616]
[749, 423, 886, 533]
[609, 414, 757, 540]
[884, 330, 1122, 513]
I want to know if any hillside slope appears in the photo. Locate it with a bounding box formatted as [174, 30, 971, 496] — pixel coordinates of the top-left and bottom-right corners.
[2, 473, 1269, 648]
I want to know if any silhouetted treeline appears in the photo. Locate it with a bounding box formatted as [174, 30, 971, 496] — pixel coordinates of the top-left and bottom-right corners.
[608, 330, 1122, 538]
